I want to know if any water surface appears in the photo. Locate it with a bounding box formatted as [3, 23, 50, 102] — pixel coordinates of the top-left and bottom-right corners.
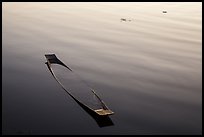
[2, 2, 202, 135]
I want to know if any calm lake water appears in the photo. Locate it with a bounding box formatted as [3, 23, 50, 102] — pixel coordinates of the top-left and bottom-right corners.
[2, 2, 202, 135]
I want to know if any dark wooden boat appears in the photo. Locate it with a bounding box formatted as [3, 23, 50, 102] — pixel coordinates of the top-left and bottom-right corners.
[45, 54, 114, 116]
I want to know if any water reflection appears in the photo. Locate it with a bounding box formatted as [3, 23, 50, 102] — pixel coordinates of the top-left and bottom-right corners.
[74, 97, 114, 127]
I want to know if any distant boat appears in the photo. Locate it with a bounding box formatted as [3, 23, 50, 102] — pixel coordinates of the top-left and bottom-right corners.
[163, 11, 167, 13]
[121, 18, 127, 21]
[121, 18, 132, 22]
[45, 54, 114, 116]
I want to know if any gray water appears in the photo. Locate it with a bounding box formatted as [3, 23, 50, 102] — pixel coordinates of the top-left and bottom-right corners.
[2, 2, 202, 135]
